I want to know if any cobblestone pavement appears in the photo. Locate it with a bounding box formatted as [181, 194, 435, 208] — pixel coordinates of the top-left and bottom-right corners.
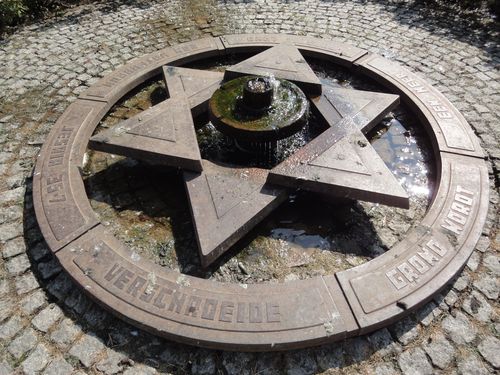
[0, 0, 499, 374]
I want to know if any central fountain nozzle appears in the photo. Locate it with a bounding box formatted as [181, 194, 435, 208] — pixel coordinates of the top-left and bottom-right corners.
[208, 75, 309, 161]
[242, 77, 274, 111]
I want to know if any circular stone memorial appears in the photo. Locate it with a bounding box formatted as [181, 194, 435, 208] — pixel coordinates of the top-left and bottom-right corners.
[33, 34, 489, 351]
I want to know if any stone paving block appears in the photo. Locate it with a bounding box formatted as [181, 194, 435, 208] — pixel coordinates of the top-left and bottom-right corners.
[0, 186, 25, 203]
[368, 328, 401, 357]
[423, 333, 455, 369]
[42, 357, 74, 375]
[415, 301, 441, 327]
[38, 258, 62, 280]
[21, 343, 51, 375]
[69, 333, 105, 368]
[5, 253, 31, 275]
[50, 318, 82, 349]
[32, 304, 64, 332]
[0, 221, 23, 242]
[462, 290, 494, 322]
[8, 327, 38, 359]
[0, 298, 13, 322]
[15, 273, 40, 295]
[478, 336, 500, 369]
[390, 316, 420, 346]
[397, 348, 433, 375]
[375, 363, 399, 375]
[442, 311, 477, 345]
[473, 274, 499, 300]
[0, 361, 12, 375]
[96, 348, 127, 375]
[0, 315, 24, 340]
[190, 349, 216, 375]
[46, 272, 73, 300]
[284, 350, 318, 375]
[122, 365, 157, 375]
[457, 354, 490, 375]
[483, 254, 500, 276]
[2, 237, 26, 258]
[20, 289, 47, 315]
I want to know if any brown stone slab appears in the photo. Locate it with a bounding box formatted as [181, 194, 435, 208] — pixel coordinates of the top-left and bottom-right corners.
[89, 97, 202, 172]
[162, 66, 224, 116]
[225, 44, 322, 96]
[268, 129, 409, 208]
[80, 37, 225, 104]
[56, 225, 358, 350]
[337, 153, 489, 331]
[33, 99, 105, 251]
[312, 85, 400, 133]
[355, 54, 484, 158]
[220, 35, 367, 67]
[184, 160, 288, 267]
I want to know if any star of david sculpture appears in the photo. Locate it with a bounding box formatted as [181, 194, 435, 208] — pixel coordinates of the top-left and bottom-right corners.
[33, 35, 488, 350]
[89, 44, 409, 267]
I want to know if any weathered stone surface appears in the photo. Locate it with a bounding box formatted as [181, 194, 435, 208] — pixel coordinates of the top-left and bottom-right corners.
[96, 349, 127, 375]
[184, 160, 287, 266]
[89, 96, 202, 172]
[0, 361, 12, 375]
[478, 336, 500, 369]
[22, 343, 51, 375]
[397, 348, 433, 375]
[163, 66, 224, 115]
[225, 44, 322, 95]
[32, 304, 64, 332]
[390, 316, 420, 346]
[483, 255, 500, 276]
[423, 333, 455, 369]
[457, 354, 490, 375]
[462, 290, 494, 322]
[5, 254, 31, 275]
[269, 86, 408, 209]
[69, 334, 105, 368]
[8, 327, 38, 359]
[20, 289, 47, 315]
[42, 357, 74, 375]
[50, 318, 82, 349]
[15, 273, 40, 294]
[442, 311, 477, 345]
[2, 237, 26, 258]
[0, 315, 23, 339]
[284, 350, 319, 375]
[368, 328, 401, 357]
[473, 274, 499, 300]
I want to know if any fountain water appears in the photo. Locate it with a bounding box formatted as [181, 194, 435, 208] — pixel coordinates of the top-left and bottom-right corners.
[208, 75, 309, 161]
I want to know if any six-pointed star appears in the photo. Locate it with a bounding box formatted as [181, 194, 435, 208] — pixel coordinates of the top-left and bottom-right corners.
[89, 44, 409, 267]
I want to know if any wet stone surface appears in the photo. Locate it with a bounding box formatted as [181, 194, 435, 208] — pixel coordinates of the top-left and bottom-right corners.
[0, 0, 498, 373]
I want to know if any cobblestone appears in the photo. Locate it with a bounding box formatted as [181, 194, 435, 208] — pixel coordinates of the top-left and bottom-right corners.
[423, 333, 455, 369]
[2, 237, 26, 258]
[32, 304, 64, 333]
[21, 343, 51, 375]
[442, 311, 477, 345]
[5, 253, 31, 275]
[397, 348, 433, 375]
[69, 333, 105, 368]
[478, 336, 500, 369]
[42, 357, 74, 375]
[8, 327, 38, 359]
[0, 315, 24, 340]
[0, 0, 498, 373]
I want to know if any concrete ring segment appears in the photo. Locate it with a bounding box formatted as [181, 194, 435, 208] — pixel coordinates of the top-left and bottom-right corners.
[33, 34, 489, 351]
